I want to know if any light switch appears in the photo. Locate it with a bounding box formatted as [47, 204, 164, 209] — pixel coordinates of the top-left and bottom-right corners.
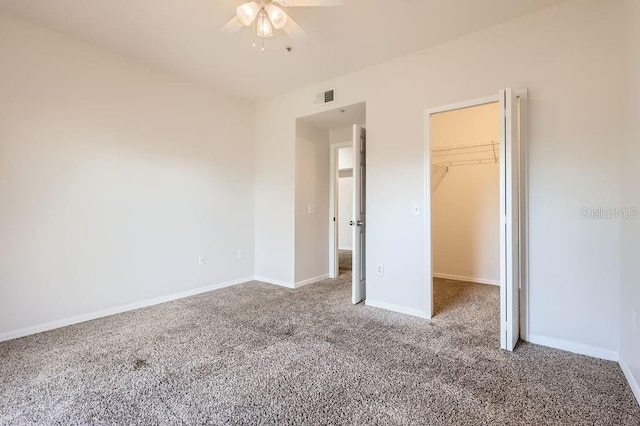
[308, 204, 316, 215]
[412, 203, 421, 216]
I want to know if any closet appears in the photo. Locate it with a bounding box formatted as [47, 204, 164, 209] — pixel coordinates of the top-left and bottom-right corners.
[431, 102, 501, 287]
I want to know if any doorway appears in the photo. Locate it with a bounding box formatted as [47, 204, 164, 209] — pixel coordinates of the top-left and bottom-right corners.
[295, 102, 367, 304]
[329, 124, 367, 304]
[337, 146, 354, 275]
[430, 101, 501, 346]
[425, 89, 528, 351]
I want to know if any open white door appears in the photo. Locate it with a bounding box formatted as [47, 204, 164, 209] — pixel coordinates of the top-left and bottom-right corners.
[351, 125, 366, 304]
[499, 88, 520, 351]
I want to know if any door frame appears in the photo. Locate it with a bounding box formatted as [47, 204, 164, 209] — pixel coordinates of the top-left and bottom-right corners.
[329, 141, 353, 279]
[423, 89, 529, 345]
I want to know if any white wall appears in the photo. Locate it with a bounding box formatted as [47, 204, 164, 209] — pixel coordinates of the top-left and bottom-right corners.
[0, 13, 255, 337]
[294, 121, 330, 283]
[255, 109, 295, 284]
[338, 177, 354, 250]
[431, 103, 500, 285]
[338, 147, 354, 250]
[620, 0, 640, 402]
[338, 146, 354, 171]
[331, 127, 354, 146]
[254, 0, 623, 355]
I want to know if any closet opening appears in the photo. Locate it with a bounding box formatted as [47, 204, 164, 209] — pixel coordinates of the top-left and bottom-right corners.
[430, 101, 501, 334]
[425, 89, 528, 351]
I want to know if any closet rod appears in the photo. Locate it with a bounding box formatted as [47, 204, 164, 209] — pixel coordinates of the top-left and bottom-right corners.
[432, 140, 499, 153]
[434, 158, 497, 167]
[432, 148, 497, 158]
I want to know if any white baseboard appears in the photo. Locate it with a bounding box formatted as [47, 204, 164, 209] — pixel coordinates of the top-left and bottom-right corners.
[620, 357, 640, 406]
[254, 274, 329, 289]
[366, 299, 431, 319]
[526, 334, 619, 361]
[0, 276, 254, 343]
[294, 274, 329, 288]
[253, 276, 295, 289]
[433, 272, 499, 286]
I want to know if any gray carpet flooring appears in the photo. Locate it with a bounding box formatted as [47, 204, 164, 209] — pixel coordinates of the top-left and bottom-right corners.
[339, 249, 352, 272]
[1, 275, 639, 425]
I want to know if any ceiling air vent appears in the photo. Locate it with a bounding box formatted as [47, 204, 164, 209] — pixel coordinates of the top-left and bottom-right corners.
[314, 89, 335, 106]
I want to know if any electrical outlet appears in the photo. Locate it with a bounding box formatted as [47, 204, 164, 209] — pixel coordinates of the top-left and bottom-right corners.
[237, 249, 244, 260]
[376, 264, 384, 276]
[308, 204, 316, 215]
[198, 256, 206, 265]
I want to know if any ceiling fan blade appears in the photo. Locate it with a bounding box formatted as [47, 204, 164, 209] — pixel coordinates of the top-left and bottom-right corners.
[282, 17, 309, 40]
[221, 17, 244, 35]
[277, 0, 343, 6]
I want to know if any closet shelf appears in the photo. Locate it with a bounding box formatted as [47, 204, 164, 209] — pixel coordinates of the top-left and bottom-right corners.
[432, 139, 499, 153]
[432, 139, 500, 166]
[434, 158, 497, 167]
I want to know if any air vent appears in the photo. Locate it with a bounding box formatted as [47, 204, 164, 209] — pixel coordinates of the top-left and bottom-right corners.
[314, 89, 335, 106]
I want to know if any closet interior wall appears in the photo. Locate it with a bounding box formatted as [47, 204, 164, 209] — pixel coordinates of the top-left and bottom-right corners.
[431, 102, 501, 286]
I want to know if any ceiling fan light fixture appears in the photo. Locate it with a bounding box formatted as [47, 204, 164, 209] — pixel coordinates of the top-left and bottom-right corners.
[223, 0, 329, 50]
[256, 10, 274, 38]
[236, 1, 260, 26]
[266, 4, 288, 29]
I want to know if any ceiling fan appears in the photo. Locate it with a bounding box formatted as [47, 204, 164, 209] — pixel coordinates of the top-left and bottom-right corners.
[222, 0, 344, 51]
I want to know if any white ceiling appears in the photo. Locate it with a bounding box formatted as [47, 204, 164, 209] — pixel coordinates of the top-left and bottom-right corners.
[0, 0, 567, 102]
